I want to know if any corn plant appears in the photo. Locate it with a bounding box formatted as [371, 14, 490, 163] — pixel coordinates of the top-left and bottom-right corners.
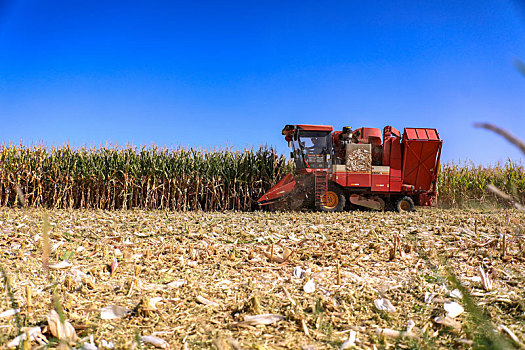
[437, 160, 525, 208]
[0, 144, 292, 211]
[2, 144, 524, 210]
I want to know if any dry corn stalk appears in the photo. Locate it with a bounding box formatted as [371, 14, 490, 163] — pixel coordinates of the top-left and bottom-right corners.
[2, 205, 525, 349]
[26, 285, 32, 312]
[100, 305, 131, 320]
[242, 314, 284, 326]
[141, 335, 168, 349]
[389, 234, 404, 261]
[478, 265, 493, 291]
[7, 327, 47, 348]
[498, 324, 525, 348]
[376, 328, 418, 339]
[434, 316, 461, 330]
[196, 295, 220, 307]
[0, 144, 291, 211]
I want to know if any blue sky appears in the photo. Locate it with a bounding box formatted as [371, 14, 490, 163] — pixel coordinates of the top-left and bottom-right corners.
[1, 0, 524, 164]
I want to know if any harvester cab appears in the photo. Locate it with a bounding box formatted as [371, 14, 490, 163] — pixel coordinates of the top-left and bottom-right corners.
[258, 123, 442, 212]
[283, 124, 333, 170]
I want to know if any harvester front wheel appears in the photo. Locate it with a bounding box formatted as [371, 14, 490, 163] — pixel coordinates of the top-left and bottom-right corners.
[320, 186, 345, 212]
[396, 196, 415, 212]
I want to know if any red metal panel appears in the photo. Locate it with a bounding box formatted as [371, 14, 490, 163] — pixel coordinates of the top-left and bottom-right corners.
[258, 174, 296, 204]
[390, 139, 402, 170]
[402, 139, 442, 191]
[371, 174, 389, 192]
[354, 127, 382, 145]
[403, 141, 423, 186]
[382, 138, 392, 166]
[389, 138, 402, 191]
[333, 172, 347, 188]
[426, 129, 439, 140]
[347, 173, 371, 187]
[416, 128, 428, 140]
[405, 128, 418, 140]
[383, 125, 401, 138]
[297, 124, 333, 132]
[390, 178, 402, 192]
[404, 128, 441, 141]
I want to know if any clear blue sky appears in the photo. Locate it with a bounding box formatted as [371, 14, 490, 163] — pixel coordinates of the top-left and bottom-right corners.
[1, 0, 524, 164]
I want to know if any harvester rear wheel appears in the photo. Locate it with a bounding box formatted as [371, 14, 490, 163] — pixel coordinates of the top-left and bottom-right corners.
[320, 186, 345, 212]
[396, 196, 415, 212]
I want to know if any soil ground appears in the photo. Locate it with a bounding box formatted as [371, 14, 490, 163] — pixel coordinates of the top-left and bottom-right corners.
[1, 208, 524, 349]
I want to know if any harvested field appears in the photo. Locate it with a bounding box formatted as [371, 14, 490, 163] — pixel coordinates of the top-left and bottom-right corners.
[1, 208, 524, 349]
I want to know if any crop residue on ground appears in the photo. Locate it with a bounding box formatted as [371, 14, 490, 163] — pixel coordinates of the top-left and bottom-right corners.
[1, 208, 524, 349]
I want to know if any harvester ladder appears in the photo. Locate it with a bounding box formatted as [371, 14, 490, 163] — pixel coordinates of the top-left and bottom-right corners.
[314, 170, 328, 209]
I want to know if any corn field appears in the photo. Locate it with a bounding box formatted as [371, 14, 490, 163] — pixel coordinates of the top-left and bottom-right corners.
[0, 144, 291, 211]
[1, 145, 524, 210]
[437, 160, 525, 208]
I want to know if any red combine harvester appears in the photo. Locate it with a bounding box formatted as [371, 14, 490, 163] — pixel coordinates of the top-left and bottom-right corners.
[258, 124, 442, 212]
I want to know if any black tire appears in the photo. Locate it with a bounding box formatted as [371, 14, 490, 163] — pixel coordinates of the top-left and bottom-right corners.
[396, 196, 415, 212]
[319, 185, 346, 212]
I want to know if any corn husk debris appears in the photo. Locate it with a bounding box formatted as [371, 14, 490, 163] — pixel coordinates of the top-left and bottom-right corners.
[47, 310, 77, 341]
